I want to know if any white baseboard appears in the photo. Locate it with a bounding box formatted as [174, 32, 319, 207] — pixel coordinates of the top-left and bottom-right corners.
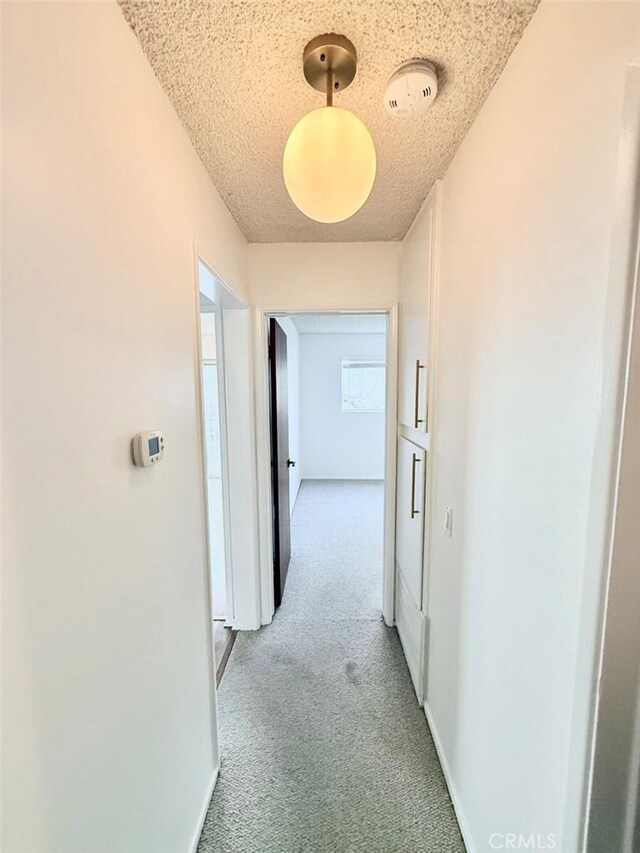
[188, 765, 219, 853]
[301, 476, 385, 481]
[290, 480, 301, 517]
[423, 702, 477, 853]
[232, 617, 261, 631]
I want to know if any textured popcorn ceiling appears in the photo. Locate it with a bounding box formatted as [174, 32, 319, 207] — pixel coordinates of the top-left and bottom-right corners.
[118, 0, 539, 242]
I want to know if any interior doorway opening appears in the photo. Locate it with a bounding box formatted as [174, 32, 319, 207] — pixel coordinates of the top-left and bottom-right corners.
[266, 312, 394, 619]
[200, 307, 228, 621]
[196, 258, 247, 681]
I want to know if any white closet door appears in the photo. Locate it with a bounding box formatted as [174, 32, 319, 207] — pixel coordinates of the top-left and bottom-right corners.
[395, 436, 427, 699]
[397, 190, 436, 433]
[396, 437, 426, 600]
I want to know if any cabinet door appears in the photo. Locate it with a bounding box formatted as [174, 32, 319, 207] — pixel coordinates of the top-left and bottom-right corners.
[398, 183, 439, 432]
[395, 436, 428, 699]
[396, 436, 426, 603]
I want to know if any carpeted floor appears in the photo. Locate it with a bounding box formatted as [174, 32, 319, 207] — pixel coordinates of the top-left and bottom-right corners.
[198, 480, 465, 853]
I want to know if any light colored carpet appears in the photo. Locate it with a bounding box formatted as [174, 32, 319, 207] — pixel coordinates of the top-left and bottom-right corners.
[198, 480, 465, 853]
[280, 479, 384, 623]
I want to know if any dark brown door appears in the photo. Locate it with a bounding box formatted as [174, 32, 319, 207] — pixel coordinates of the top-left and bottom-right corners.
[269, 319, 292, 607]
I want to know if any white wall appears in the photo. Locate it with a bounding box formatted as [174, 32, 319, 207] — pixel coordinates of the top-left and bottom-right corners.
[276, 318, 301, 511]
[1, 3, 249, 852]
[423, 2, 640, 852]
[248, 242, 400, 310]
[299, 333, 386, 480]
[249, 245, 398, 624]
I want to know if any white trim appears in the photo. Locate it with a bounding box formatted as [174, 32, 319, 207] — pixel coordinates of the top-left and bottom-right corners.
[190, 248, 221, 779]
[577, 58, 640, 853]
[222, 308, 263, 631]
[196, 251, 247, 310]
[196, 259, 238, 628]
[253, 307, 276, 625]
[423, 702, 477, 853]
[198, 304, 236, 627]
[213, 307, 236, 624]
[558, 58, 640, 853]
[383, 306, 399, 626]
[422, 181, 443, 619]
[301, 475, 385, 481]
[187, 766, 219, 853]
[190, 245, 253, 793]
[197, 254, 262, 634]
[252, 306, 399, 627]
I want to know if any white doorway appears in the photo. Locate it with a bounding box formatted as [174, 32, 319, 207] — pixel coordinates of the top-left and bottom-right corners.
[196, 257, 251, 677]
[254, 309, 398, 626]
[200, 308, 229, 621]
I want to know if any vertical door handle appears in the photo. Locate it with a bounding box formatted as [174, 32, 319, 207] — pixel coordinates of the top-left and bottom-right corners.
[414, 360, 425, 429]
[410, 453, 421, 519]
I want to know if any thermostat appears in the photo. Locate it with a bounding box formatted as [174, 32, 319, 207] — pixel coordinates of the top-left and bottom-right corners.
[131, 431, 165, 467]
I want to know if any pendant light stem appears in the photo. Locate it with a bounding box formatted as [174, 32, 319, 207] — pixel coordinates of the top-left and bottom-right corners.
[326, 67, 333, 107]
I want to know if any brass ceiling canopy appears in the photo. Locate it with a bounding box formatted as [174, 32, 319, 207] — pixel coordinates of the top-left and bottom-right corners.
[302, 33, 357, 104]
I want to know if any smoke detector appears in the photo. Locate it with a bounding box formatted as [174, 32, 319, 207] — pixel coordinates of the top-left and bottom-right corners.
[384, 60, 438, 117]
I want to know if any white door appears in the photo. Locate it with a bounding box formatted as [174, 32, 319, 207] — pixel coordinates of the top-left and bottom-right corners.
[397, 189, 437, 433]
[395, 436, 428, 699]
[395, 180, 442, 700]
[396, 437, 426, 602]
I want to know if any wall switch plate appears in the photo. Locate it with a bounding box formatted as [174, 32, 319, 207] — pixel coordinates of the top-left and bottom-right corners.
[444, 506, 453, 537]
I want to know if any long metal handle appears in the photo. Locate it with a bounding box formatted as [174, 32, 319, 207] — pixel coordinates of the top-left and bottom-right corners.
[410, 453, 420, 519]
[414, 359, 425, 428]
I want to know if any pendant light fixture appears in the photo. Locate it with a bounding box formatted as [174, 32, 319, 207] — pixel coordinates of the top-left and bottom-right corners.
[283, 34, 376, 224]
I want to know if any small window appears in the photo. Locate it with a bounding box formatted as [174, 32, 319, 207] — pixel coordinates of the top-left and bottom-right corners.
[341, 359, 386, 413]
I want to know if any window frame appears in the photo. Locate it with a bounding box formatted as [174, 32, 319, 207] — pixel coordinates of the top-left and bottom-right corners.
[340, 357, 386, 414]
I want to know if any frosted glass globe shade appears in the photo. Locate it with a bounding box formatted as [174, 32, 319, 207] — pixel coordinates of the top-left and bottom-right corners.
[283, 106, 376, 223]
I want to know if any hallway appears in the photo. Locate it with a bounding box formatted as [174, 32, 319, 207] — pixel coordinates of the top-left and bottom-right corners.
[198, 481, 464, 852]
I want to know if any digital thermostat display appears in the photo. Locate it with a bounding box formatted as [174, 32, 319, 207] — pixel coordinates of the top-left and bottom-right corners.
[131, 431, 165, 468]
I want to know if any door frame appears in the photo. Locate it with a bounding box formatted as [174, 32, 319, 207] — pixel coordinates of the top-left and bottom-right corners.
[268, 318, 292, 608]
[563, 56, 640, 853]
[196, 268, 236, 627]
[253, 306, 399, 626]
[201, 341, 234, 623]
[192, 250, 249, 642]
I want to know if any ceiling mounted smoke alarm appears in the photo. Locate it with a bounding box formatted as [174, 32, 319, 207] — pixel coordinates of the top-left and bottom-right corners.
[384, 59, 438, 117]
